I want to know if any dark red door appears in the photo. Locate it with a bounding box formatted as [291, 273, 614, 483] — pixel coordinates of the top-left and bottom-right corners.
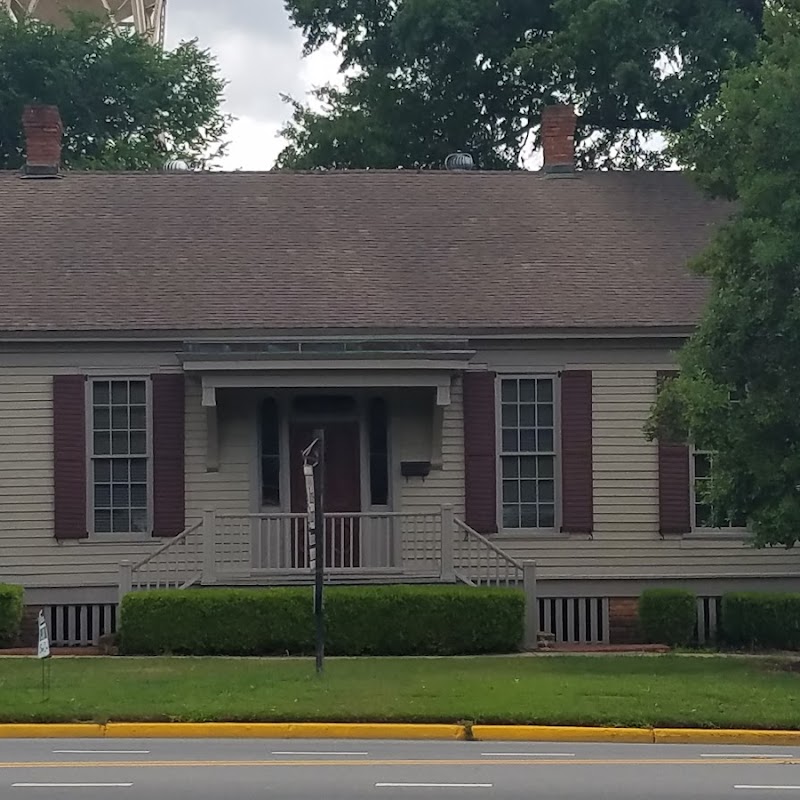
[289, 421, 362, 568]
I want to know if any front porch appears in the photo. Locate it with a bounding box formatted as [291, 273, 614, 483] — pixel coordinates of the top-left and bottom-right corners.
[120, 506, 525, 591]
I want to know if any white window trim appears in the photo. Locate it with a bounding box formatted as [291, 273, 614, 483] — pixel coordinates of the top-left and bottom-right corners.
[688, 445, 748, 539]
[494, 372, 563, 536]
[84, 376, 153, 541]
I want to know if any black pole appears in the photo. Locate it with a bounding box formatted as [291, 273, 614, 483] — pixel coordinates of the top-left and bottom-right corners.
[313, 428, 325, 675]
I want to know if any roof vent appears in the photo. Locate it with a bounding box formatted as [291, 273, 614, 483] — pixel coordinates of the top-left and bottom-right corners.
[162, 158, 190, 172]
[445, 152, 474, 171]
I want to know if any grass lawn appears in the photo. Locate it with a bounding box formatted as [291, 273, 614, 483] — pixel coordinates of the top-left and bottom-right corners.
[0, 654, 798, 728]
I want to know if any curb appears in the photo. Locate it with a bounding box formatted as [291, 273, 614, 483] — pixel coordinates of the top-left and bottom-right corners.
[1, 723, 799, 745]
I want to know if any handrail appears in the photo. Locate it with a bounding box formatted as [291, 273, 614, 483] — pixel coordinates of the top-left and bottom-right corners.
[454, 517, 524, 570]
[215, 511, 438, 520]
[132, 520, 202, 572]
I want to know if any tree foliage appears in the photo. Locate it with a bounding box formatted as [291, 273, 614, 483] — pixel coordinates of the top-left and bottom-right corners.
[647, 1, 800, 548]
[0, 13, 229, 170]
[278, 0, 763, 170]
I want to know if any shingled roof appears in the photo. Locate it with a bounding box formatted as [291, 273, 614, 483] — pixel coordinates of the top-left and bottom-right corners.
[0, 169, 729, 337]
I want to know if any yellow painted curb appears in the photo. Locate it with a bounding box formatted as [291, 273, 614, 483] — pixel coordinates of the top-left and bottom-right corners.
[105, 722, 466, 740]
[471, 725, 654, 743]
[0, 724, 105, 739]
[654, 728, 800, 746]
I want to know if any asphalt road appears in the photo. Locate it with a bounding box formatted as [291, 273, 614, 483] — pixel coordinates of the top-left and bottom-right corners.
[2, 738, 800, 798]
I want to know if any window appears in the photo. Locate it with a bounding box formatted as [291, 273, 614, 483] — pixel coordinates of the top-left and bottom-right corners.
[368, 397, 389, 506]
[500, 377, 556, 529]
[692, 449, 746, 529]
[260, 398, 281, 507]
[91, 379, 149, 534]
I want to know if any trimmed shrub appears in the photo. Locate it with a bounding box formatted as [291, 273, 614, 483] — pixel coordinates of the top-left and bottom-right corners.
[0, 584, 24, 647]
[638, 588, 697, 647]
[119, 584, 524, 656]
[721, 592, 800, 650]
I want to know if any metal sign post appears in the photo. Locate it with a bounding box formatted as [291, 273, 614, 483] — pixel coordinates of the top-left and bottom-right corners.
[37, 609, 51, 700]
[302, 429, 325, 675]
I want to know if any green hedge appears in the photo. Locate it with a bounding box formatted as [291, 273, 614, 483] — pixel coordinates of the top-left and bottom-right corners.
[119, 585, 524, 656]
[721, 592, 800, 650]
[0, 584, 24, 647]
[638, 588, 697, 647]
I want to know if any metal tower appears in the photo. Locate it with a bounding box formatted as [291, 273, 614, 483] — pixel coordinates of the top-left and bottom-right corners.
[3, 0, 166, 46]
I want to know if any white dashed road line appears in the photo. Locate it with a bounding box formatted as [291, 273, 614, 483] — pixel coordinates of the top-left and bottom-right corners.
[376, 783, 493, 789]
[734, 786, 800, 791]
[13, 783, 133, 789]
[271, 751, 370, 756]
[53, 750, 150, 755]
[480, 752, 575, 757]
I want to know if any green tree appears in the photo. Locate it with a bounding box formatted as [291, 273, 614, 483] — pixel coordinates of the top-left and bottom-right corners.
[647, 1, 800, 548]
[277, 0, 763, 170]
[0, 13, 229, 170]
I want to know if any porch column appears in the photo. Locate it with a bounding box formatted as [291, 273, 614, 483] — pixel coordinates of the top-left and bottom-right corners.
[522, 560, 539, 651]
[440, 504, 455, 582]
[202, 508, 217, 584]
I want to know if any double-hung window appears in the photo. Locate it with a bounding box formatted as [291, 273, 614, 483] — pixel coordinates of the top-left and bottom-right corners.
[90, 378, 150, 534]
[500, 376, 556, 529]
[691, 448, 746, 530]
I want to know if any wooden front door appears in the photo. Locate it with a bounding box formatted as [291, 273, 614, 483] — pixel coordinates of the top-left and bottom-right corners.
[289, 421, 362, 568]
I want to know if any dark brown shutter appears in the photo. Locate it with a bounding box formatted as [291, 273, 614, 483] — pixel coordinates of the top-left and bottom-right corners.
[657, 370, 691, 534]
[560, 370, 593, 534]
[53, 374, 88, 540]
[151, 373, 185, 537]
[463, 370, 498, 533]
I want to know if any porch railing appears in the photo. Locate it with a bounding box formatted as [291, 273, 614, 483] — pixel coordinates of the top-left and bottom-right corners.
[118, 520, 203, 600]
[209, 507, 454, 581]
[453, 517, 523, 587]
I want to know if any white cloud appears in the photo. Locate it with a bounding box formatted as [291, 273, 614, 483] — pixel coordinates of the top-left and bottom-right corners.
[164, 0, 343, 170]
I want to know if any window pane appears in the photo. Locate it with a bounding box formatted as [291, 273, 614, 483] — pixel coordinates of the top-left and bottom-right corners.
[538, 403, 554, 427]
[540, 480, 555, 503]
[519, 457, 536, 478]
[94, 509, 111, 533]
[94, 460, 111, 482]
[112, 509, 130, 533]
[130, 459, 146, 482]
[501, 404, 518, 427]
[519, 429, 536, 452]
[520, 504, 537, 527]
[370, 454, 389, 506]
[502, 429, 518, 452]
[111, 381, 128, 404]
[111, 431, 128, 455]
[93, 431, 110, 455]
[519, 404, 535, 426]
[537, 380, 553, 402]
[129, 381, 146, 404]
[538, 456, 554, 478]
[502, 504, 520, 528]
[520, 480, 536, 502]
[260, 398, 280, 457]
[112, 406, 128, 430]
[539, 504, 555, 528]
[130, 431, 147, 455]
[93, 407, 110, 431]
[537, 429, 554, 452]
[93, 381, 110, 404]
[94, 484, 111, 507]
[519, 380, 536, 402]
[112, 484, 129, 506]
[501, 380, 517, 402]
[696, 503, 713, 528]
[261, 456, 280, 507]
[502, 457, 518, 478]
[502, 480, 519, 503]
[131, 508, 148, 533]
[131, 483, 147, 506]
[112, 460, 129, 481]
[130, 406, 146, 430]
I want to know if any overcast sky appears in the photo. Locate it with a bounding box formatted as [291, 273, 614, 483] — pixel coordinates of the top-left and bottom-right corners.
[164, 0, 342, 171]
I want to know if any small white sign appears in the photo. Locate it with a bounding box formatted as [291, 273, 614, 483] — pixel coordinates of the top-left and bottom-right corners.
[37, 610, 50, 659]
[303, 462, 316, 531]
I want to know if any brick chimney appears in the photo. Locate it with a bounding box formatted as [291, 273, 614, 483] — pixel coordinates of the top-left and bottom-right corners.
[541, 103, 576, 173]
[21, 104, 63, 177]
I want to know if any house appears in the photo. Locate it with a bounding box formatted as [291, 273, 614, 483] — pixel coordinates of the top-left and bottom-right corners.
[2, 103, 798, 648]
